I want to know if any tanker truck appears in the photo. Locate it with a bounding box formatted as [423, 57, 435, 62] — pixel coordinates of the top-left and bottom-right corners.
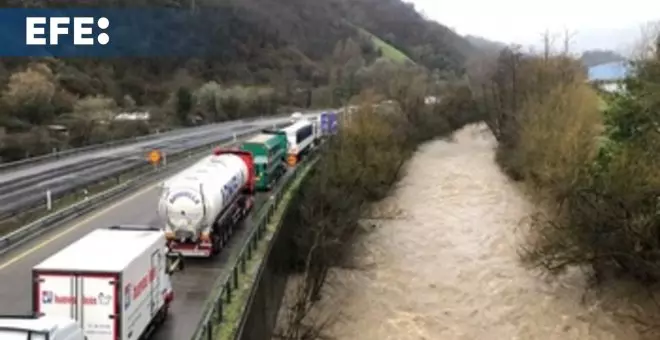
[157, 148, 255, 257]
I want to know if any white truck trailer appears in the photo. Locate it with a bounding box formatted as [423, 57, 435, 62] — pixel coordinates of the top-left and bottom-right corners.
[31, 226, 183, 340]
[157, 148, 256, 257]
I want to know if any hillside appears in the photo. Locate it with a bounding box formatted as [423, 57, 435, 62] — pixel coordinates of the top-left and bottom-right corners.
[355, 27, 413, 63]
[330, 0, 476, 71]
[0, 0, 474, 102]
[0, 0, 475, 160]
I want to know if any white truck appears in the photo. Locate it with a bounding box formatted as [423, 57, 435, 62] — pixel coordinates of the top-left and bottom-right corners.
[0, 315, 84, 340]
[280, 119, 315, 163]
[157, 148, 256, 257]
[290, 112, 303, 123]
[31, 226, 184, 340]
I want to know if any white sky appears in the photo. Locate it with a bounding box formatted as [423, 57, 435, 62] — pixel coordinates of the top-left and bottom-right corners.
[408, 0, 660, 52]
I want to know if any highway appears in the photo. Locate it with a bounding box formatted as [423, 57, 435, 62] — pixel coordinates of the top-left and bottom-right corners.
[0, 115, 296, 183]
[0, 156, 283, 339]
[0, 112, 319, 339]
[0, 114, 312, 218]
[0, 124, 256, 218]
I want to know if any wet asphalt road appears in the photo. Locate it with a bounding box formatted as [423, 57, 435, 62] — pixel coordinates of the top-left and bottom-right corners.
[0, 151, 297, 340]
[0, 112, 321, 183]
[0, 173, 275, 339]
[0, 112, 321, 339]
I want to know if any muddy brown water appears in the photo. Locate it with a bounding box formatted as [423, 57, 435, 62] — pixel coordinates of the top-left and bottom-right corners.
[281, 124, 660, 340]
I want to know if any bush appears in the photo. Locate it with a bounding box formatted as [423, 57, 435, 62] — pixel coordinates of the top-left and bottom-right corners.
[507, 82, 602, 195]
[0, 127, 60, 160]
[57, 95, 118, 147]
[191, 82, 278, 122]
[529, 45, 660, 284]
[482, 34, 660, 289]
[1, 63, 58, 126]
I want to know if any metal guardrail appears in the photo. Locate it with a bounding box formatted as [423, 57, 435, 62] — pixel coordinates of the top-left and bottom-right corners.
[0, 109, 332, 173]
[0, 157, 146, 221]
[0, 127, 280, 256]
[191, 157, 317, 340]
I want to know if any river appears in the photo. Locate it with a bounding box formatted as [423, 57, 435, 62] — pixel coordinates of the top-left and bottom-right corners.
[289, 124, 660, 340]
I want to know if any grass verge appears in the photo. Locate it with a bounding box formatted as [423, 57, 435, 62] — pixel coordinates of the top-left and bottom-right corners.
[212, 162, 314, 339]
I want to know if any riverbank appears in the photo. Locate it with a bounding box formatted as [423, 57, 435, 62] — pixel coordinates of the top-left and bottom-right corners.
[289, 124, 659, 340]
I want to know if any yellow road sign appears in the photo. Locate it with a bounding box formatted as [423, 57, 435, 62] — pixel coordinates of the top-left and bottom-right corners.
[148, 150, 162, 164]
[287, 154, 297, 167]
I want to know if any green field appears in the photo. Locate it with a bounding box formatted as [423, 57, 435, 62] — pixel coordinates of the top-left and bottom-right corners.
[356, 27, 412, 63]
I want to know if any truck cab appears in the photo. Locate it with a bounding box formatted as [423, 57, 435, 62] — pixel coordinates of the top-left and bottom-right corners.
[0, 315, 85, 340]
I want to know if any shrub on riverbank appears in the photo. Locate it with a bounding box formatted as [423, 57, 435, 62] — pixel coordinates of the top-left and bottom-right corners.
[275, 68, 483, 338]
[527, 44, 660, 285]
[480, 35, 660, 288]
[474, 44, 600, 185]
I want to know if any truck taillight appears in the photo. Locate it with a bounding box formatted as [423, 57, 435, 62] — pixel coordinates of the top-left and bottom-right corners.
[200, 232, 211, 242]
[165, 231, 174, 240]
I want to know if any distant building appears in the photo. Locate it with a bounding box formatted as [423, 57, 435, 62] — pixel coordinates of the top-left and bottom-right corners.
[587, 61, 630, 93]
[114, 111, 150, 121]
[46, 125, 68, 138]
[424, 96, 440, 104]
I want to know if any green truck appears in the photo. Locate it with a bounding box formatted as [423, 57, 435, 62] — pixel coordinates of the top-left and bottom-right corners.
[239, 131, 288, 191]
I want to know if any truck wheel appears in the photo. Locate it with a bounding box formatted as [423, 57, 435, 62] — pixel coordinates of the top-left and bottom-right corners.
[158, 306, 169, 324]
[212, 234, 221, 255]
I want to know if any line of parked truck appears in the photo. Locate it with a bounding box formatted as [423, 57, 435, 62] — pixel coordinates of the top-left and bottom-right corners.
[158, 111, 337, 257]
[0, 111, 338, 340]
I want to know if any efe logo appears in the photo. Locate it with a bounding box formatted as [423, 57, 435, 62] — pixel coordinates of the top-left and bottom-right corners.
[25, 17, 110, 46]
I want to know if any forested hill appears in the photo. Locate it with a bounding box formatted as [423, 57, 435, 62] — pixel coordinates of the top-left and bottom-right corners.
[327, 0, 477, 70]
[0, 0, 475, 98]
[0, 0, 476, 160]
